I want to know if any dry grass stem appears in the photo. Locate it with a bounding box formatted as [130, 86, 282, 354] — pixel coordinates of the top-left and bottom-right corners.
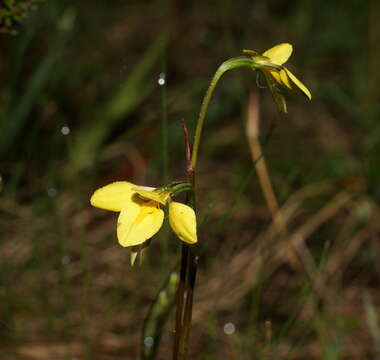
[246, 89, 316, 276]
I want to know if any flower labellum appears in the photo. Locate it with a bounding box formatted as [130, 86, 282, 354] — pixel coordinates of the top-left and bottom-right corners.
[243, 43, 312, 113]
[90, 181, 198, 251]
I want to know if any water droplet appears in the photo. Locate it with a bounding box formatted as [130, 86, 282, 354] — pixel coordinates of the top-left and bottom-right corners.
[144, 336, 154, 347]
[61, 126, 70, 135]
[47, 188, 57, 197]
[223, 322, 235, 335]
[158, 72, 166, 86]
[61, 255, 71, 265]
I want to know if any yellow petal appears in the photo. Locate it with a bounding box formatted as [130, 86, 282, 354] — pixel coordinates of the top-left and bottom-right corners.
[117, 199, 164, 247]
[133, 187, 170, 205]
[279, 69, 292, 89]
[169, 202, 197, 244]
[90, 181, 135, 212]
[272, 90, 288, 113]
[265, 69, 292, 90]
[263, 71, 288, 113]
[267, 69, 282, 85]
[263, 43, 293, 65]
[285, 69, 312, 100]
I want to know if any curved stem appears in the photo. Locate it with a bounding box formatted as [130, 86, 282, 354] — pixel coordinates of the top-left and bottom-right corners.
[173, 120, 197, 360]
[191, 57, 254, 168]
[173, 56, 255, 360]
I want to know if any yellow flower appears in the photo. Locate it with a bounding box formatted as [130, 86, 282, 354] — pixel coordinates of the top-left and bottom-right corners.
[90, 181, 197, 247]
[243, 43, 311, 112]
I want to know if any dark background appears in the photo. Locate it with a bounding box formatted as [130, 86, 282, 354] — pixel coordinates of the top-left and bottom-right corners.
[0, 0, 379, 359]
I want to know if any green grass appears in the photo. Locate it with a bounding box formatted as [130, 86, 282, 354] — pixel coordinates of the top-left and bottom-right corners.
[0, 0, 378, 359]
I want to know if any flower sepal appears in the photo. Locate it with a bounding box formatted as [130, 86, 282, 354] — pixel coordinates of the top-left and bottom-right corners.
[90, 180, 198, 257]
[243, 43, 312, 112]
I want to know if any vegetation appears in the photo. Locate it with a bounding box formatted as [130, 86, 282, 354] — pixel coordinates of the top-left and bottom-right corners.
[0, 0, 378, 359]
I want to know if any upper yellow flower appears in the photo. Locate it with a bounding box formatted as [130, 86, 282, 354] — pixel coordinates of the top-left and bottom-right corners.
[90, 181, 197, 247]
[243, 43, 311, 112]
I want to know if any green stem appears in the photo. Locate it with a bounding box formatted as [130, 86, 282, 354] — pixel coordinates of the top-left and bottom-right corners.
[173, 121, 196, 360]
[173, 56, 255, 360]
[191, 56, 254, 168]
[170, 183, 193, 197]
[142, 270, 179, 360]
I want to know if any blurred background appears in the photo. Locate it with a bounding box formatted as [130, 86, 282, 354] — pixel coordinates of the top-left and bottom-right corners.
[0, 0, 379, 359]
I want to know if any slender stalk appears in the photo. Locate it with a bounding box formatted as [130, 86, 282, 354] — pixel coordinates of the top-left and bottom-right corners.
[246, 89, 317, 275]
[179, 249, 197, 357]
[173, 121, 195, 360]
[191, 57, 254, 169]
[142, 270, 179, 360]
[173, 244, 190, 359]
[174, 57, 254, 360]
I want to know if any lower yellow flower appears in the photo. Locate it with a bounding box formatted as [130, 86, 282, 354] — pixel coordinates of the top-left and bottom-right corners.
[169, 202, 197, 244]
[90, 181, 197, 247]
[243, 43, 312, 113]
